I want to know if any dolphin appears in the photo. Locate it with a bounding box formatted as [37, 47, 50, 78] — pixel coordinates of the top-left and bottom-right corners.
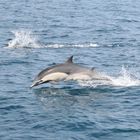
[30, 56, 108, 87]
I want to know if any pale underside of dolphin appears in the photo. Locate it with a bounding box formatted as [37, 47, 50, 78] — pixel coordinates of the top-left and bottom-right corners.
[31, 56, 108, 87]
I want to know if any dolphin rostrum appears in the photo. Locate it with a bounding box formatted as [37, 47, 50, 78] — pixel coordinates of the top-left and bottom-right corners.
[31, 56, 108, 87]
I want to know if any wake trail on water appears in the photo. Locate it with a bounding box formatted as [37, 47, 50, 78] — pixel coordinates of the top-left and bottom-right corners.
[78, 66, 140, 87]
[6, 30, 98, 48]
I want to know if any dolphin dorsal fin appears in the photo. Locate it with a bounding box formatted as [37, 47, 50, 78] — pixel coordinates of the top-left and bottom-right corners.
[66, 56, 73, 63]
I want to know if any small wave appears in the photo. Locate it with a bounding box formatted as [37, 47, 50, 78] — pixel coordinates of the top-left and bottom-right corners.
[78, 66, 140, 87]
[6, 30, 98, 48]
[7, 30, 41, 48]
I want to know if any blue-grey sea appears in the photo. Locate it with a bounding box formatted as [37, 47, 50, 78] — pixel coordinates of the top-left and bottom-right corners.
[0, 0, 140, 140]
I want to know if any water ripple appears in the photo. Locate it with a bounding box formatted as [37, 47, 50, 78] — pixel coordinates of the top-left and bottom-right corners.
[0, 0, 140, 140]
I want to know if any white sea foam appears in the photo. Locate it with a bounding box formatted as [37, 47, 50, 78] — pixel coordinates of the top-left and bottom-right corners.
[7, 30, 98, 48]
[46, 44, 65, 48]
[72, 43, 98, 48]
[46, 43, 98, 48]
[78, 66, 140, 87]
[7, 30, 41, 48]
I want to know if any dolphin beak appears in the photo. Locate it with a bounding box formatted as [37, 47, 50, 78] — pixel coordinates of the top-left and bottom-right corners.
[30, 80, 42, 88]
[30, 80, 52, 88]
[30, 82, 37, 88]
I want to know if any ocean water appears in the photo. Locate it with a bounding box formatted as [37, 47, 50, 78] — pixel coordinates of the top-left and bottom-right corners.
[0, 0, 140, 139]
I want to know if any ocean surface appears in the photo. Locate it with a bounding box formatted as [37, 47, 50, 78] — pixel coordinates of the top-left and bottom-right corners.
[0, 0, 140, 139]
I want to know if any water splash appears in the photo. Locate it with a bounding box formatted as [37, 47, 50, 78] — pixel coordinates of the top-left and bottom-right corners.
[109, 66, 140, 87]
[78, 66, 140, 87]
[7, 30, 41, 48]
[6, 30, 98, 48]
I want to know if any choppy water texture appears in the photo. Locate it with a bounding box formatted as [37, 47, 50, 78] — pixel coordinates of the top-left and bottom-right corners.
[0, 0, 140, 140]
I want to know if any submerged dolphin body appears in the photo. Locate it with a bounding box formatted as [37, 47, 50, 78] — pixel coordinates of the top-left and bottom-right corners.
[31, 56, 108, 87]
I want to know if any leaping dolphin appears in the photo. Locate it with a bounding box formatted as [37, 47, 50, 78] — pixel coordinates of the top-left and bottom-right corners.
[31, 56, 109, 87]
